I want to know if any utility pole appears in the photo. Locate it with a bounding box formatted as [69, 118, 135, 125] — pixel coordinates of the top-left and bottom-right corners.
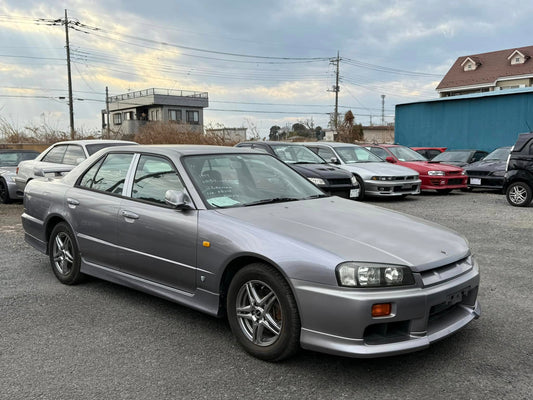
[329, 51, 340, 132]
[381, 94, 385, 125]
[64, 9, 75, 139]
[106, 86, 110, 139]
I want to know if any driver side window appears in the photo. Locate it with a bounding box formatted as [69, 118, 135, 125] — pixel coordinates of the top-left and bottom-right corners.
[131, 155, 184, 205]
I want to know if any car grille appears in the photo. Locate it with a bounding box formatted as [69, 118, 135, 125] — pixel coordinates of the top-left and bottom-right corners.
[446, 171, 462, 176]
[328, 178, 352, 186]
[419, 257, 472, 287]
[448, 178, 464, 185]
[466, 170, 490, 176]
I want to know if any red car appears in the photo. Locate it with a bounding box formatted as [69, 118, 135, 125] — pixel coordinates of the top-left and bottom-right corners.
[365, 144, 467, 193]
[410, 147, 447, 160]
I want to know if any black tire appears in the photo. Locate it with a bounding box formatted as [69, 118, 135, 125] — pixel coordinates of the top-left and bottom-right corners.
[354, 175, 365, 201]
[227, 263, 300, 361]
[48, 222, 84, 285]
[436, 188, 453, 194]
[506, 181, 533, 207]
[0, 179, 12, 204]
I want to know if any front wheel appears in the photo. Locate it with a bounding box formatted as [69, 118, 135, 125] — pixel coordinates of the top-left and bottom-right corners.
[227, 263, 300, 361]
[49, 222, 84, 285]
[506, 182, 532, 207]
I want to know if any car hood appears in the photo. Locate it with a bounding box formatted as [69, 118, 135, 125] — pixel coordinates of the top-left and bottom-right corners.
[465, 159, 506, 171]
[217, 197, 468, 271]
[290, 163, 350, 179]
[399, 161, 463, 173]
[341, 162, 418, 177]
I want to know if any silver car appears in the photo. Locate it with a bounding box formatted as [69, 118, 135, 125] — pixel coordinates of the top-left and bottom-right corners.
[15, 139, 137, 196]
[22, 145, 480, 361]
[0, 149, 40, 203]
[304, 142, 421, 199]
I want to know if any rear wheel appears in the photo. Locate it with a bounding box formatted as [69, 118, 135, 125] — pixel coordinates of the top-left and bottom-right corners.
[49, 222, 84, 285]
[0, 179, 12, 204]
[506, 182, 532, 207]
[227, 263, 300, 361]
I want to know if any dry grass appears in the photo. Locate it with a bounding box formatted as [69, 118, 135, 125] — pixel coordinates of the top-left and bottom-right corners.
[134, 122, 239, 146]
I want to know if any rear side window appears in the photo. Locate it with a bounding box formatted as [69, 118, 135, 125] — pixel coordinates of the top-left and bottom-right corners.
[317, 147, 335, 161]
[79, 153, 134, 194]
[41, 145, 68, 163]
[62, 145, 86, 165]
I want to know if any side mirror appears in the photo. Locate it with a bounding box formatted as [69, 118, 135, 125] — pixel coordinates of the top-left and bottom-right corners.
[330, 157, 340, 164]
[165, 189, 192, 210]
[385, 156, 396, 163]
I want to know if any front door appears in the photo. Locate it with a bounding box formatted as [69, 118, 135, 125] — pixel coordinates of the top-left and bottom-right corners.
[115, 154, 198, 293]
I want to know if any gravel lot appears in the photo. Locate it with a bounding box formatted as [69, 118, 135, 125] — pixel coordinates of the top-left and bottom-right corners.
[0, 191, 532, 400]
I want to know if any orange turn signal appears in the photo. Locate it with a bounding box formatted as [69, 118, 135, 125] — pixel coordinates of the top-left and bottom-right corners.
[372, 303, 391, 317]
[202, 241, 211, 248]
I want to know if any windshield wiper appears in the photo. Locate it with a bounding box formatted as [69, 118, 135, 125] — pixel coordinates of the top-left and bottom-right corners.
[303, 194, 329, 199]
[242, 197, 300, 206]
[293, 161, 319, 164]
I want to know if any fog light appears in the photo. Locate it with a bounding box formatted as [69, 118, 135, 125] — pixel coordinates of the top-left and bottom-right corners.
[372, 303, 391, 317]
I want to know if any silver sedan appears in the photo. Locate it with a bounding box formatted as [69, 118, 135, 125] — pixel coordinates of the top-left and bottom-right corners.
[22, 145, 480, 361]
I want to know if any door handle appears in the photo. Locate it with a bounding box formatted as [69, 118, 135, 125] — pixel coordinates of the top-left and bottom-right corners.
[66, 198, 80, 207]
[121, 210, 139, 220]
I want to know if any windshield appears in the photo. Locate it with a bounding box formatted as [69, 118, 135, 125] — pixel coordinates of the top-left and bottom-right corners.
[432, 151, 471, 163]
[0, 151, 39, 167]
[483, 147, 511, 161]
[388, 146, 427, 161]
[270, 144, 325, 164]
[182, 153, 326, 208]
[335, 146, 384, 163]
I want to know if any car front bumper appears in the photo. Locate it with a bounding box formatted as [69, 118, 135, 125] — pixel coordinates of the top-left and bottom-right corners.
[364, 179, 421, 197]
[467, 175, 504, 190]
[420, 175, 467, 190]
[291, 261, 480, 358]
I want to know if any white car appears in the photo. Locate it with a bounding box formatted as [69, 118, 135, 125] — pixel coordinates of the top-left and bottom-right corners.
[303, 142, 421, 199]
[15, 139, 137, 195]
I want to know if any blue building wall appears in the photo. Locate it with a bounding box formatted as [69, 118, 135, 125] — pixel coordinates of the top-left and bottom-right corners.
[395, 88, 533, 152]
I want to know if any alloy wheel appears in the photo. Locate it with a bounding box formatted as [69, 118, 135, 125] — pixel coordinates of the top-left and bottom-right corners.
[235, 280, 282, 346]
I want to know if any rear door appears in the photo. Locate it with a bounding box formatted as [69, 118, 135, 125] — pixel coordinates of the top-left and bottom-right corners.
[67, 152, 135, 269]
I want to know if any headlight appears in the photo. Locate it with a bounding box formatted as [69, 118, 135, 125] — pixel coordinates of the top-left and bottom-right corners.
[350, 175, 358, 186]
[491, 170, 505, 177]
[428, 170, 445, 176]
[336, 262, 415, 287]
[308, 177, 326, 186]
[371, 176, 393, 181]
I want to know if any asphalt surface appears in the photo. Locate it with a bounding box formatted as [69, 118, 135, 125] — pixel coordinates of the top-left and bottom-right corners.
[1, 191, 532, 400]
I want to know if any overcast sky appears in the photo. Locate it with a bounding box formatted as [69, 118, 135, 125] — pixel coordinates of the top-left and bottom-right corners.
[1, 0, 532, 138]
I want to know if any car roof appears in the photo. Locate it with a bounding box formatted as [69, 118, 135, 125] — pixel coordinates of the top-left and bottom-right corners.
[299, 142, 362, 148]
[105, 144, 260, 157]
[52, 139, 138, 146]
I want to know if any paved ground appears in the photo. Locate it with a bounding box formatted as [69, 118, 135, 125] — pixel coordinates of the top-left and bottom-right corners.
[0, 191, 532, 399]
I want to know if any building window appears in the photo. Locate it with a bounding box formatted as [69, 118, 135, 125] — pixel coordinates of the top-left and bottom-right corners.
[150, 110, 160, 121]
[113, 113, 122, 125]
[516, 57, 521, 63]
[124, 111, 133, 120]
[169, 109, 182, 122]
[186, 110, 199, 124]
